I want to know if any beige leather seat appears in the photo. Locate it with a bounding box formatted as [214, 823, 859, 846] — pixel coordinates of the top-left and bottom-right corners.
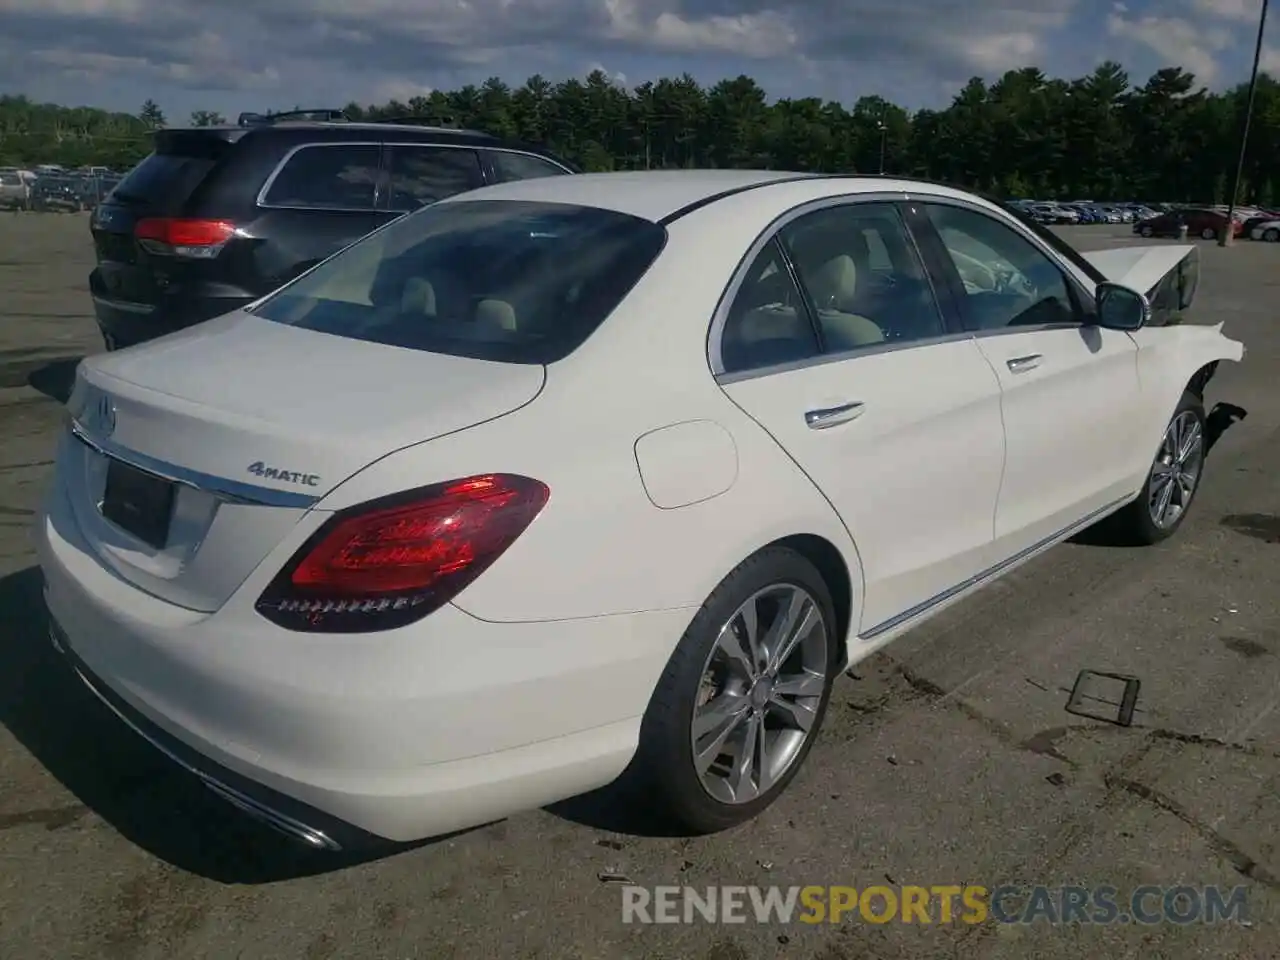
[805, 252, 885, 350]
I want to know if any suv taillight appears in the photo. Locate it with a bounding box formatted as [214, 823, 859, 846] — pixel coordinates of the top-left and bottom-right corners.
[255, 474, 549, 633]
[135, 218, 235, 259]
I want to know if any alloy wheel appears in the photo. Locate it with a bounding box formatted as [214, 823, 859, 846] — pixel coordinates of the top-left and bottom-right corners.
[1149, 410, 1204, 529]
[1265, 228, 1280, 243]
[691, 583, 828, 805]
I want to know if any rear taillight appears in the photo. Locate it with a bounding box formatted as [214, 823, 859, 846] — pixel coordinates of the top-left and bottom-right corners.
[135, 218, 236, 259]
[255, 474, 549, 633]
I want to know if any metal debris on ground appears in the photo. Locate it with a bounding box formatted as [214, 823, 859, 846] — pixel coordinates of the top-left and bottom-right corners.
[1065, 669, 1141, 727]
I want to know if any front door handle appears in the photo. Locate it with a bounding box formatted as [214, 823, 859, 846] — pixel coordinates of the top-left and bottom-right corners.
[1006, 354, 1043, 373]
[805, 401, 865, 429]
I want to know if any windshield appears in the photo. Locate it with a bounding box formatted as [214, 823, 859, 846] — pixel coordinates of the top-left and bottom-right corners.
[250, 200, 668, 364]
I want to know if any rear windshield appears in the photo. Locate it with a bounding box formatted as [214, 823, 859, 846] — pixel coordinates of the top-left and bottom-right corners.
[110, 150, 217, 207]
[250, 200, 668, 364]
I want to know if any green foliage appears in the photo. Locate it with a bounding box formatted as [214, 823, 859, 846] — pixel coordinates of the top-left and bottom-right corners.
[1, 64, 1277, 202]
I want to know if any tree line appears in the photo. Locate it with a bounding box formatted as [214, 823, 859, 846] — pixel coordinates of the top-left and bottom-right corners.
[1, 62, 1278, 204]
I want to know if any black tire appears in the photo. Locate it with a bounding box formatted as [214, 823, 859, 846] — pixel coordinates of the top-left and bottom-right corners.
[633, 547, 840, 834]
[1140, 225, 1154, 238]
[1200, 226, 1217, 240]
[1106, 391, 1207, 545]
[1264, 228, 1280, 243]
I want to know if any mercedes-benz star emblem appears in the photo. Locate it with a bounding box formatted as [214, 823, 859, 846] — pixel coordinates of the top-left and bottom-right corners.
[95, 394, 116, 437]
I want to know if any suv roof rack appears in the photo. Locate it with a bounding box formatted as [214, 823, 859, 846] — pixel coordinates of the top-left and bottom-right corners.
[238, 109, 350, 127]
[365, 115, 494, 136]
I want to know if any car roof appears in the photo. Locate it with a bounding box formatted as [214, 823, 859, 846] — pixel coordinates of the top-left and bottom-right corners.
[161, 121, 568, 162]
[437, 170, 986, 223]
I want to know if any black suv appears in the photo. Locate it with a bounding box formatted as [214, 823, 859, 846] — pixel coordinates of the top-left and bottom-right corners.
[89, 110, 577, 350]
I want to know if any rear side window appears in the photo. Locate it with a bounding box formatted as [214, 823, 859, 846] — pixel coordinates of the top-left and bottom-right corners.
[261, 144, 381, 210]
[488, 151, 570, 182]
[384, 145, 483, 212]
[111, 153, 217, 207]
[251, 200, 666, 364]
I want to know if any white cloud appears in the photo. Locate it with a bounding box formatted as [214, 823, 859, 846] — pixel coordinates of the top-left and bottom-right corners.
[1106, 12, 1233, 83]
[1190, 0, 1265, 23]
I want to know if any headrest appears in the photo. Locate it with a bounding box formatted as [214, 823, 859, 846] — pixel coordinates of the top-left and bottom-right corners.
[475, 298, 517, 332]
[401, 278, 436, 316]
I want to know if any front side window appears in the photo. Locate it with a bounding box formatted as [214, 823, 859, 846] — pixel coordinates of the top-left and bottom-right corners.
[250, 200, 666, 364]
[925, 204, 1079, 331]
[384, 146, 483, 212]
[261, 144, 381, 210]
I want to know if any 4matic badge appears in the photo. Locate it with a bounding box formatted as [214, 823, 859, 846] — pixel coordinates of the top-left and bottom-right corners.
[247, 461, 321, 487]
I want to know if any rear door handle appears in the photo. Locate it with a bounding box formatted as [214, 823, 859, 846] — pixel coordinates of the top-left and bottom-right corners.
[805, 401, 865, 429]
[1006, 354, 1043, 373]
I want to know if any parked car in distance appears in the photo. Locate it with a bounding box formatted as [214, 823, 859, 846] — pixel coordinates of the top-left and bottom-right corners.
[1027, 202, 1079, 224]
[1134, 207, 1243, 241]
[1249, 219, 1280, 242]
[1240, 211, 1280, 236]
[39, 170, 1243, 849]
[0, 170, 31, 209]
[88, 109, 579, 351]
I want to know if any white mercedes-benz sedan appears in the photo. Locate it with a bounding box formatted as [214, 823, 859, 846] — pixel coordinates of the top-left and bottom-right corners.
[37, 170, 1244, 850]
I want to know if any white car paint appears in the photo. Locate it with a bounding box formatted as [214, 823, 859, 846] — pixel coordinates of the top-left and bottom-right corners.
[1080, 244, 1197, 293]
[36, 170, 1245, 846]
[1250, 219, 1280, 241]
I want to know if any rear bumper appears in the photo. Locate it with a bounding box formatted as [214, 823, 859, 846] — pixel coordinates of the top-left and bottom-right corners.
[89, 272, 254, 348]
[35, 475, 688, 844]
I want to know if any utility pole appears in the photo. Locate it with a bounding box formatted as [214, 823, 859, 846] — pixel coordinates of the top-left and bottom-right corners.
[1220, 0, 1269, 247]
[877, 119, 887, 175]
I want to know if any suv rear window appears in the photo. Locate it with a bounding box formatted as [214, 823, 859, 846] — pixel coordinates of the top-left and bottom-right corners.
[251, 199, 667, 364]
[114, 155, 220, 208]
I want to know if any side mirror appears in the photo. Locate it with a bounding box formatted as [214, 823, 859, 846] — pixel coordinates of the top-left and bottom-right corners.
[1096, 282, 1151, 331]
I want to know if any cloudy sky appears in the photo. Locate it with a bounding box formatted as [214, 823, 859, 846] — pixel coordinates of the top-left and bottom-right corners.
[0, 0, 1275, 118]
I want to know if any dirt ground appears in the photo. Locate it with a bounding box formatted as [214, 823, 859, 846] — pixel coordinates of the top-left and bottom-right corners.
[0, 212, 1277, 959]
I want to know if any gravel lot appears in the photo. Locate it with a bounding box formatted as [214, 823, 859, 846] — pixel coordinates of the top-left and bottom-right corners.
[0, 213, 1277, 960]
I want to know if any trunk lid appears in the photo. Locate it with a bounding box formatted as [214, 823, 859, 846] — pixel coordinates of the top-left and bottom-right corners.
[63, 313, 546, 611]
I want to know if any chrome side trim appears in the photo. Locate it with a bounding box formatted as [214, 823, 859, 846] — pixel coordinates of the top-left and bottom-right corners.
[91, 294, 154, 315]
[58, 633, 340, 851]
[715, 329, 975, 385]
[860, 494, 1132, 639]
[69, 421, 321, 509]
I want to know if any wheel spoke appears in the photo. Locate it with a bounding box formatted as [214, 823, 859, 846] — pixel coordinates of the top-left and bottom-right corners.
[1176, 471, 1196, 502]
[768, 594, 818, 675]
[771, 670, 826, 698]
[727, 711, 763, 801]
[1153, 475, 1175, 524]
[715, 619, 757, 682]
[693, 695, 748, 772]
[1177, 420, 1202, 464]
[768, 692, 818, 732]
